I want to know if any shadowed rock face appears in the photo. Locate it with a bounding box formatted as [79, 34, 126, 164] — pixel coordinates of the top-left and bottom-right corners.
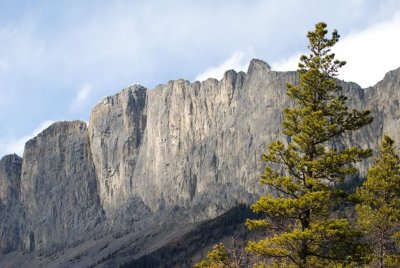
[20, 121, 104, 252]
[0, 154, 22, 253]
[0, 59, 399, 262]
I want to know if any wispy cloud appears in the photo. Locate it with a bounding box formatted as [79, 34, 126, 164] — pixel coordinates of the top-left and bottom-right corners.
[272, 12, 400, 88]
[271, 55, 300, 73]
[0, 1, 399, 158]
[195, 49, 254, 81]
[69, 84, 92, 113]
[0, 120, 54, 157]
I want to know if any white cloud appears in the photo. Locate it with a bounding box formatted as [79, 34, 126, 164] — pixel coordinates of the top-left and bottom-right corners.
[272, 54, 300, 72]
[69, 84, 92, 113]
[0, 1, 399, 152]
[336, 12, 400, 87]
[272, 12, 400, 88]
[195, 49, 254, 81]
[77, 85, 92, 102]
[1, 120, 54, 157]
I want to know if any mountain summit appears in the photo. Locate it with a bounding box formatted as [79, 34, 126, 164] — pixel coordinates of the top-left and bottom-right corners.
[0, 59, 399, 267]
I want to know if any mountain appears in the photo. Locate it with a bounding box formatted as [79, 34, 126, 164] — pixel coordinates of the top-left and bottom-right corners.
[0, 59, 399, 267]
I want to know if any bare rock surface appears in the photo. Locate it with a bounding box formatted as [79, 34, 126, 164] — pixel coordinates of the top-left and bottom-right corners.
[88, 85, 149, 226]
[20, 121, 105, 253]
[0, 59, 399, 266]
[88, 60, 298, 226]
[0, 154, 22, 253]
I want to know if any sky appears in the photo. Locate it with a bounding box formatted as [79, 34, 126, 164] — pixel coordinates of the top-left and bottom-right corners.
[0, 0, 400, 157]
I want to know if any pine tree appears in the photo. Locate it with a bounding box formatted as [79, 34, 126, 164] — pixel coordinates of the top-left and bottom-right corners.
[355, 136, 400, 267]
[194, 237, 259, 268]
[245, 22, 373, 267]
[195, 243, 230, 268]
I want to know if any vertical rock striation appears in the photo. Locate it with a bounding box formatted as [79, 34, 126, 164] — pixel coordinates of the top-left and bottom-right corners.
[88, 60, 300, 223]
[132, 61, 296, 220]
[0, 154, 22, 253]
[88, 85, 150, 227]
[20, 121, 104, 252]
[0, 59, 399, 261]
[87, 60, 400, 229]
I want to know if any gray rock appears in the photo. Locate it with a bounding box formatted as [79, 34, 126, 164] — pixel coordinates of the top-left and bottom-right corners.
[1, 59, 400, 264]
[0, 154, 22, 253]
[20, 121, 105, 253]
[88, 85, 149, 225]
[87, 59, 300, 227]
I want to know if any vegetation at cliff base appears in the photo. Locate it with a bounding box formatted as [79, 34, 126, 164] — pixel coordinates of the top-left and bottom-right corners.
[354, 136, 400, 267]
[244, 21, 372, 268]
[193, 21, 400, 267]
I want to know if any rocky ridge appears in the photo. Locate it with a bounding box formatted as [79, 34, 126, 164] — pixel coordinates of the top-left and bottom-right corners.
[20, 121, 105, 253]
[0, 59, 399, 266]
[0, 154, 22, 254]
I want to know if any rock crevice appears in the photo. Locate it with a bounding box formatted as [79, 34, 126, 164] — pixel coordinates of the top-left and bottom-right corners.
[0, 59, 399, 259]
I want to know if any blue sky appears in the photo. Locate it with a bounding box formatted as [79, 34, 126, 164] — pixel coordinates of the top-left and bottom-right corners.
[1, 0, 400, 156]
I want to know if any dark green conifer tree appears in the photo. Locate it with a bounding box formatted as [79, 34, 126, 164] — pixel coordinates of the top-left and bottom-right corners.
[355, 136, 400, 268]
[246, 22, 373, 267]
[195, 243, 230, 268]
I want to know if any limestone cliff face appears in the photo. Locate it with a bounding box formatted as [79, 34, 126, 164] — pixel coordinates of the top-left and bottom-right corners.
[87, 60, 400, 228]
[0, 59, 399, 259]
[0, 154, 22, 253]
[88, 60, 301, 224]
[337, 67, 400, 176]
[365, 68, 400, 145]
[88, 85, 149, 223]
[20, 121, 104, 252]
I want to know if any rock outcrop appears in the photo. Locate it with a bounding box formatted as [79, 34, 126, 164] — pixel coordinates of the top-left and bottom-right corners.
[0, 154, 22, 253]
[0, 59, 399, 266]
[20, 121, 104, 253]
[87, 60, 299, 227]
[88, 85, 150, 226]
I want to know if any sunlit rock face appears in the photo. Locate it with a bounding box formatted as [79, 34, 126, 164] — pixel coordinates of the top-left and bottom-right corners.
[0, 59, 399, 258]
[87, 60, 299, 226]
[88, 85, 150, 227]
[87, 60, 400, 230]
